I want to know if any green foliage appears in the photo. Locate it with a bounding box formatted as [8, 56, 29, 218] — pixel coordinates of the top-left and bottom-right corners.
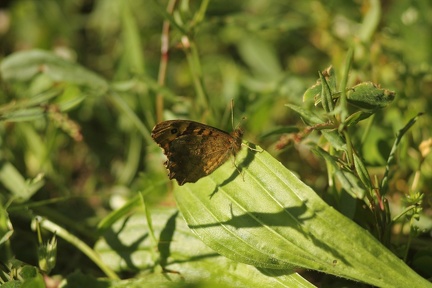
[175, 145, 429, 287]
[0, 0, 431, 287]
[0, 259, 45, 287]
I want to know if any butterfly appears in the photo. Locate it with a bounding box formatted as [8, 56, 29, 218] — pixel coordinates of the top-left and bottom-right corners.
[151, 120, 243, 185]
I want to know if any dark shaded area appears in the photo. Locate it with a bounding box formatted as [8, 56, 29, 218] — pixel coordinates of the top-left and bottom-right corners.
[209, 142, 260, 198]
[102, 215, 149, 272]
[158, 210, 178, 273]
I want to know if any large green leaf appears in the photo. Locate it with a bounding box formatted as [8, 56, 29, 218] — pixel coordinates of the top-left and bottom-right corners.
[174, 143, 431, 287]
[95, 208, 313, 287]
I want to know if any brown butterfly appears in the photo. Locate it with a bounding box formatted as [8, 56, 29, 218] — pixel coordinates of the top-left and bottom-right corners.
[151, 120, 243, 185]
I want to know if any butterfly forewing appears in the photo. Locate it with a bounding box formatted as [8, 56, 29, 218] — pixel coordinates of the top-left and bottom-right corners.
[151, 120, 243, 185]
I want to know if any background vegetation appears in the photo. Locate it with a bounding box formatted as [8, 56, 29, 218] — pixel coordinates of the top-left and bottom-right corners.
[0, 0, 431, 287]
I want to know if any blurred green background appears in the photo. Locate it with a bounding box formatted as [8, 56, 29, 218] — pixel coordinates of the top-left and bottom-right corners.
[0, 0, 431, 286]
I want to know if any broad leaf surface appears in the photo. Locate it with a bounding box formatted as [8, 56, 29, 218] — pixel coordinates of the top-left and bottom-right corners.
[175, 143, 430, 287]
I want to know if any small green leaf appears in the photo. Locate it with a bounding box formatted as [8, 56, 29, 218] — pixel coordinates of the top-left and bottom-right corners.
[0, 107, 46, 122]
[346, 82, 395, 110]
[343, 110, 374, 126]
[20, 267, 45, 288]
[319, 70, 334, 113]
[0, 204, 13, 245]
[303, 66, 336, 104]
[353, 153, 372, 191]
[286, 104, 346, 151]
[302, 79, 322, 104]
[313, 147, 366, 199]
[0, 161, 44, 202]
[321, 131, 347, 152]
[285, 104, 326, 125]
[0, 262, 45, 288]
[381, 113, 423, 194]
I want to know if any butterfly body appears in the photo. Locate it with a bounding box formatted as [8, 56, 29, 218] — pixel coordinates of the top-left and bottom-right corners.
[151, 120, 243, 185]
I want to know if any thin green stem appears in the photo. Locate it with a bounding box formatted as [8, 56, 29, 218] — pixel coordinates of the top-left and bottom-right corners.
[381, 113, 423, 195]
[342, 130, 354, 167]
[155, 0, 178, 123]
[339, 47, 354, 123]
[36, 217, 120, 280]
[182, 37, 210, 118]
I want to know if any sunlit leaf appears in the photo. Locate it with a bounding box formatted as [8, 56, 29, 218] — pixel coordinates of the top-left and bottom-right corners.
[175, 143, 429, 287]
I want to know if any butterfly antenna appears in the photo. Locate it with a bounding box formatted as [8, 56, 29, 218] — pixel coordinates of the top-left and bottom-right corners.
[230, 99, 245, 129]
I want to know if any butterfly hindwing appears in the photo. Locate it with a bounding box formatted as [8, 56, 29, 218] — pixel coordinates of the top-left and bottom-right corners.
[151, 120, 243, 185]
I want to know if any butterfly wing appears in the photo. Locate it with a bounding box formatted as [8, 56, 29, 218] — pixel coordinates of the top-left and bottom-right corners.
[151, 120, 243, 185]
[166, 133, 235, 184]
